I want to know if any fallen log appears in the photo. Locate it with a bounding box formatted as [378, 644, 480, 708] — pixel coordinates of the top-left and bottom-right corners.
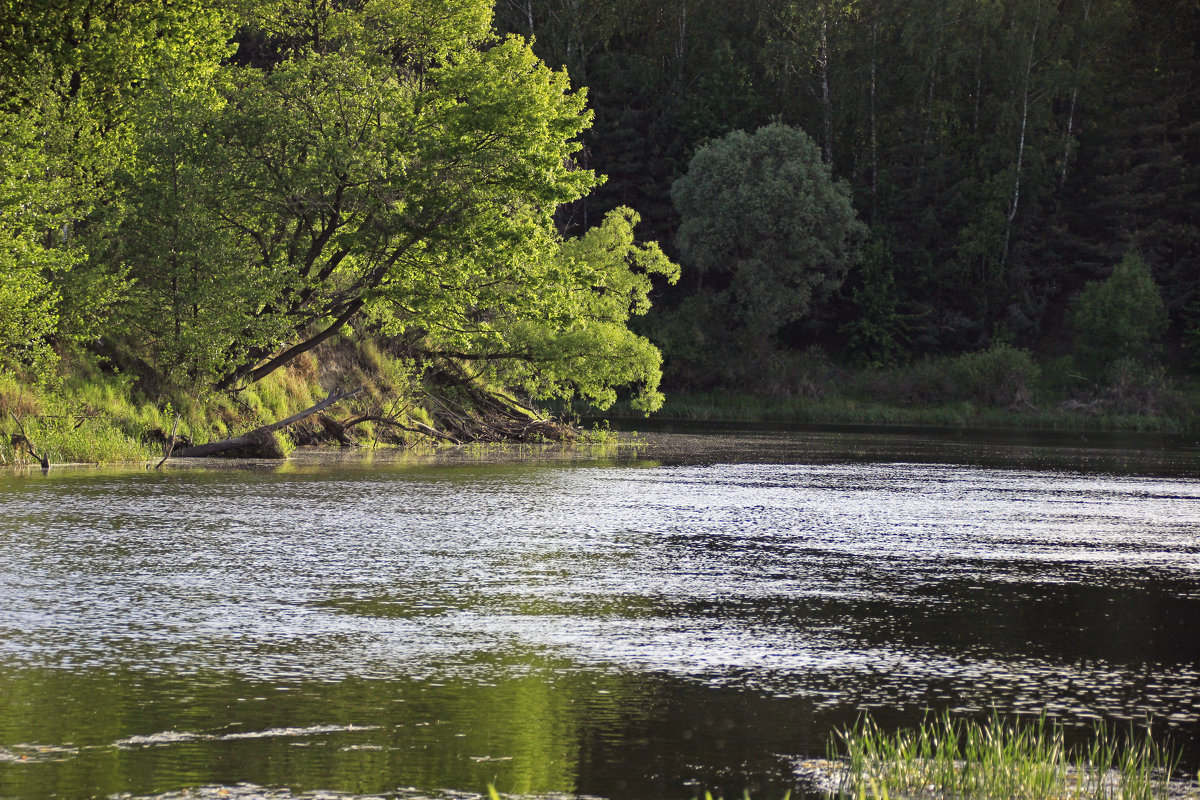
[317, 413, 353, 446]
[171, 386, 363, 459]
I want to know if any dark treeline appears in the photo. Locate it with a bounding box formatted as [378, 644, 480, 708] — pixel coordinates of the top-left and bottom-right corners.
[495, 0, 1200, 394]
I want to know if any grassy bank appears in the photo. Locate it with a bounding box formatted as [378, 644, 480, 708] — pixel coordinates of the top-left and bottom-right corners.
[8, 339, 1199, 467]
[0, 339, 443, 467]
[1, 360, 316, 467]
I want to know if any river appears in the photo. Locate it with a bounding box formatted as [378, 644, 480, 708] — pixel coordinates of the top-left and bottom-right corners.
[1, 426, 1199, 800]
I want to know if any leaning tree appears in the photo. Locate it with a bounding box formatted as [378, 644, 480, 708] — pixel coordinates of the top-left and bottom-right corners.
[112, 0, 677, 411]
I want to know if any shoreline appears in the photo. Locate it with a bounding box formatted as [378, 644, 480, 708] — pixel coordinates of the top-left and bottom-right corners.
[594, 391, 1200, 435]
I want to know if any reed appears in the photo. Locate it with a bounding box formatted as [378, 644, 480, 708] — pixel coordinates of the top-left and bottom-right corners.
[831, 712, 1181, 800]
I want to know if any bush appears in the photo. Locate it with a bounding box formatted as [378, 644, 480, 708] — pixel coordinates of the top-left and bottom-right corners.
[855, 345, 1039, 409]
[1102, 357, 1184, 416]
[1070, 252, 1166, 378]
[950, 343, 1040, 407]
[857, 357, 957, 407]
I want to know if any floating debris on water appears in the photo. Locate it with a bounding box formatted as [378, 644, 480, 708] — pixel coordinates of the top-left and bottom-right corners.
[0, 743, 79, 763]
[115, 731, 207, 747]
[108, 784, 384, 800]
[114, 725, 381, 749]
[107, 785, 606, 800]
[220, 725, 380, 741]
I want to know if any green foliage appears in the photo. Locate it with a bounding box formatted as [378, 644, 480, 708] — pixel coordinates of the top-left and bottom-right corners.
[96, 0, 673, 413]
[474, 207, 679, 412]
[0, 232, 60, 380]
[495, 0, 1200, 389]
[639, 291, 739, 391]
[185, 5, 601, 390]
[848, 344, 1039, 410]
[949, 343, 1041, 407]
[112, 9, 263, 385]
[0, 72, 71, 379]
[0, 0, 679, 420]
[840, 240, 911, 367]
[1070, 252, 1167, 379]
[0, 0, 236, 373]
[671, 123, 867, 341]
[1101, 358, 1182, 417]
[1181, 302, 1200, 373]
[8, 0, 1197, 426]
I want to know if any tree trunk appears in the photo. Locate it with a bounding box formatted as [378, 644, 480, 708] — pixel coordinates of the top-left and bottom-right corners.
[1000, 1, 1043, 275]
[869, 16, 878, 219]
[819, 11, 833, 165]
[1059, 0, 1092, 188]
[675, 0, 688, 87]
[172, 386, 363, 459]
[216, 297, 364, 390]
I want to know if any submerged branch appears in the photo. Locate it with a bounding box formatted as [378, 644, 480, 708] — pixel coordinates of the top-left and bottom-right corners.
[9, 413, 50, 469]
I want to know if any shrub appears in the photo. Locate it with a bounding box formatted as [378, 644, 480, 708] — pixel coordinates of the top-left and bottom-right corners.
[1070, 252, 1167, 379]
[1102, 358, 1184, 416]
[950, 343, 1040, 407]
[858, 358, 958, 407]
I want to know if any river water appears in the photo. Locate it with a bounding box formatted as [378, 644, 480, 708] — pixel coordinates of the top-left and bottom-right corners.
[1, 426, 1199, 800]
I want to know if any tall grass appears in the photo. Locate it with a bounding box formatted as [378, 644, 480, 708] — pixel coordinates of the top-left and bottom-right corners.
[832, 712, 1181, 800]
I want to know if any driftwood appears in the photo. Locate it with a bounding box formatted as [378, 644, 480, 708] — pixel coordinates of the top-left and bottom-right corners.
[170, 386, 363, 459]
[9, 413, 50, 469]
[154, 414, 182, 469]
[317, 413, 354, 446]
[341, 413, 463, 444]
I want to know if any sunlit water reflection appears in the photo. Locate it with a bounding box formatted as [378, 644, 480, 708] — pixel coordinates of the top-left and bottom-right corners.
[2, 428, 1199, 799]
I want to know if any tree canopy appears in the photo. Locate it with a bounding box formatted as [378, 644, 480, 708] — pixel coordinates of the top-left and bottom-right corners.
[6, 0, 1200, 415]
[671, 123, 866, 341]
[1070, 251, 1167, 378]
[0, 0, 677, 413]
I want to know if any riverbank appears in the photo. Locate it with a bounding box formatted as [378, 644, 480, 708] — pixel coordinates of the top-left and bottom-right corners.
[599, 389, 1199, 433]
[6, 340, 1200, 467]
[596, 341, 1200, 434]
[597, 343, 1200, 433]
[0, 342, 433, 467]
[0, 340, 602, 468]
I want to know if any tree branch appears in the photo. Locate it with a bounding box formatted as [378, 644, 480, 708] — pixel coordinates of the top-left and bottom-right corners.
[217, 297, 365, 390]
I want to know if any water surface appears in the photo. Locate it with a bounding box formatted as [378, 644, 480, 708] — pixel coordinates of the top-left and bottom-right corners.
[2, 427, 1199, 799]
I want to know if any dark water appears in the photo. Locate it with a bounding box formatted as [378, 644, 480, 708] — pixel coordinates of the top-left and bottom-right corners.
[2, 427, 1200, 800]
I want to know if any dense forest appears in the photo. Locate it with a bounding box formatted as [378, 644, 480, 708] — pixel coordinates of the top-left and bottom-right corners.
[2, 0, 1200, 460]
[494, 0, 1200, 402]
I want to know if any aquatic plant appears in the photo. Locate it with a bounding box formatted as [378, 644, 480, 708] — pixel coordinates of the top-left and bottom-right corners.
[828, 711, 1181, 800]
